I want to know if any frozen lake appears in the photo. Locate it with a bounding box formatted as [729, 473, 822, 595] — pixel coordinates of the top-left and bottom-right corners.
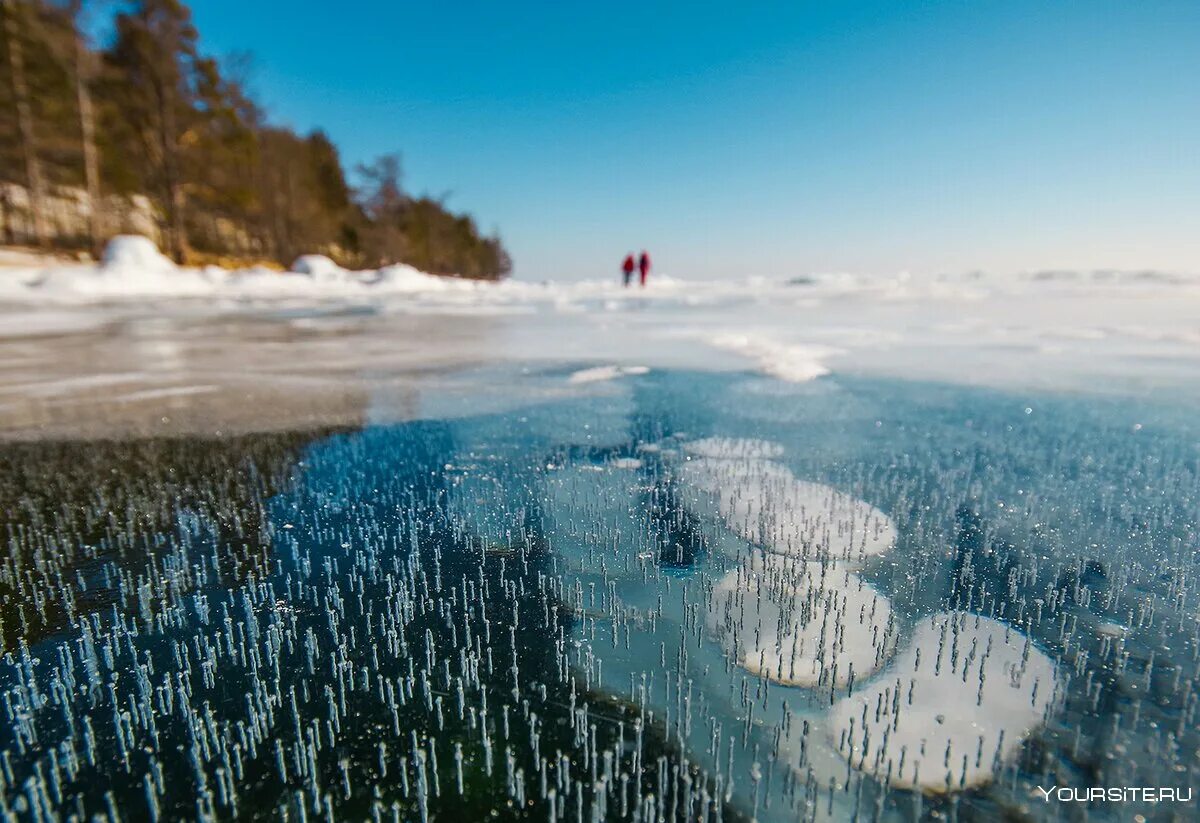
[4, 259, 1200, 438]
[1, 264, 1199, 820]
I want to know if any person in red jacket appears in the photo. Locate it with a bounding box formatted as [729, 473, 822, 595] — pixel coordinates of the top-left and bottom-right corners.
[638, 250, 651, 286]
[621, 253, 635, 287]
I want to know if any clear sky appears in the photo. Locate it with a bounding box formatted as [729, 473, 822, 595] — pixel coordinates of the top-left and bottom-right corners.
[184, 0, 1198, 281]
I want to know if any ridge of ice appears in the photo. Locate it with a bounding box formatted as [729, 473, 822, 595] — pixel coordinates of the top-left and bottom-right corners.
[707, 332, 838, 383]
[291, 254, 346, 280]
[568, 365, 650, 384]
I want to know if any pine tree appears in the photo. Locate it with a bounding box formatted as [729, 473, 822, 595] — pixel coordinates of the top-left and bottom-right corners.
[105, 0, 201, 262]
[187, 53, 260, 256]
[1, 0, 49, 245]
[0, 0, 513, 277]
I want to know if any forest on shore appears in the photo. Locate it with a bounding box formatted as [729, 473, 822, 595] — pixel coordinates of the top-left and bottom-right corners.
[0, 0, 512, 279]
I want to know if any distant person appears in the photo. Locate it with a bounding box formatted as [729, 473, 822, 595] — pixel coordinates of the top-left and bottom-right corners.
[622, 253, 635, 287]
[638, 251, 651, 286]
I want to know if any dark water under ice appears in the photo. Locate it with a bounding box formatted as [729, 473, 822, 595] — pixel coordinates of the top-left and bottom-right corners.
[1, 368, 1197, 821]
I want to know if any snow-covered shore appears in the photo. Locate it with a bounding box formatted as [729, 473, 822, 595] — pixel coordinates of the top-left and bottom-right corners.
[0, 236, 467, 301]
[3, 236, 1200, 399]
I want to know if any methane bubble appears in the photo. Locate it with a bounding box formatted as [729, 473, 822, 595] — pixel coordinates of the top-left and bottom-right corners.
[1, 370, 1196, 822]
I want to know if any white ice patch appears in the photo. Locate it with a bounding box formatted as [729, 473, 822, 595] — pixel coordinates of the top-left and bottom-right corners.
[610, 457, 643, 470]
[709, 553, 897, 687]
[682, 436, 785, 460]
[373, 263, 457, 292]
[830, 612, 1058, 792]
[680, 457, 896, 563]
[707, 332, 839, 382]
[567, 365, 650, 384]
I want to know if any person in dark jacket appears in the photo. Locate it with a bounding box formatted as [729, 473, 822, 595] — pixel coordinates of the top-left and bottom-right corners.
[621, 253, 635, 287]
[638, 251, 651, 287]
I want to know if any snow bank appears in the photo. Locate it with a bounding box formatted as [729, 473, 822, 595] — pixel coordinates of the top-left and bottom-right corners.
[290, 254, 345, 280]
[22, 235, 216, 299]
[375, 263, 455, 292]
[102, 235, 176, 272]
[0, 236, 472, 303]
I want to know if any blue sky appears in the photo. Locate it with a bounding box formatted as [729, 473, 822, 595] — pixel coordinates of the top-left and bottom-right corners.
[183, 0, 1198, 280]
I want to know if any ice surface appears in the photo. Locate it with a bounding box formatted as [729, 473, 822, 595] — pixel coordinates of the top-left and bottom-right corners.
[1, 369, 1197, 822]
[2, 238, 1200, 822]
[4, 236, 1200, 397]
